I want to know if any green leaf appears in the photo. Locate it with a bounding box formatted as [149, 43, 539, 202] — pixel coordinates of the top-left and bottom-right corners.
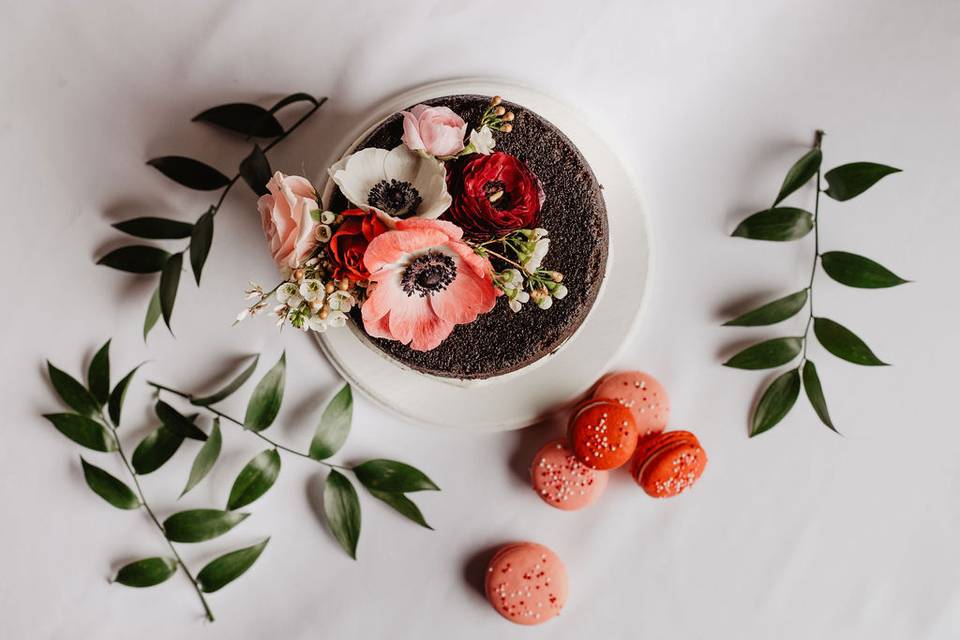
[181, 419, 222, 497]
[132, 426, 184, 474]
[114, 557, 178, 587]
[774, 148, 822, 205]
[197, 538, 270, 593]
[43, 413, 117, 452]
[227, 449, 281, 510]
[192, 103, 284, 138]
[323, 470, 361, 559]
[723, 290, 808, 327]
[163, 509, 249, 543]
[813, 318, 888, 366]
[354, 459, 440, 493]
[47, 361, 100, 417]
[239, 144, 272, 196]
[191, 355, 260, 406]
[108, 364, 141, 426]
[309, 384, 352, 460]
[146, 156, 231, 191]
[87, 340, 111, 407]
[723, 337, 803, 370]
[80, 457, 139, 510]
[750, 368, 801, 437]
[824, 162, 901, 201]
[244, 352, 285, 431]
[156, 400, 207, 441]
[97, 245, 171, 274]
[821, 251, 909, 289]
[368, 490, 432, 530]
[144, 286, 162, 341]
[189, 209, 214, 286]
[732, 208, 814, 241]
[159, 252, 182, 331]
[112, 217, 193, 240]
[802, 361, 836, 432]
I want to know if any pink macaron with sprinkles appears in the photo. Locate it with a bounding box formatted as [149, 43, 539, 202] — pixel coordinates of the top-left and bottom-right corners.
[531, 438, 609, 510]
[594, 370, 670, 436]
[485, 542, 568, 625]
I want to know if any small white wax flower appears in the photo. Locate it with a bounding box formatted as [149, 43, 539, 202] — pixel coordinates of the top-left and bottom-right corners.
[537, 295, 554, 310]
[300, 279, 324, 302]
[516, 290, 530, 304]
[534, 228, 549, 240]
[469, 126, 496, 155]
[316, 224, 332, 243]
[553, 284, 568, 300]
[320, 210, 336, 224]
[235, 308, 250, 323]
[509, 299, 522, 313]
[307, 315, 328, 332]
[523, 238, 550, 272]
[327, 290, 355, 312]
[276, 282, 300, 305]
[326, 310, 347, 328]
[506, 268, 523, 287]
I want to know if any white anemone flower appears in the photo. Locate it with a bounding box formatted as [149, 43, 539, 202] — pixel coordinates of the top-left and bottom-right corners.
[328, 145, 451, 226]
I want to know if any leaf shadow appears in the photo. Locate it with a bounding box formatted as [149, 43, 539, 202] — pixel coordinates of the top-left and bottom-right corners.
[188, 353, 260, 399]
[304, 470, 339, 550]
[714, 289, 786, 324]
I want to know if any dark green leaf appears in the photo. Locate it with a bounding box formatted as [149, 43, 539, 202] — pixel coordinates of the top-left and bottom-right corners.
[368, 490, 432, 530]
[87, 340, 111, 406]
[43, 413, 117, 452]
[181, 419, 222, 498]
[750, 368, 801, 437]
[97, 246, 171, 274]
[189, 209, 214, 286]
[191, 356, 260, 406]
[108, 364, 141, 426]
[239, 145, 272, 196]
[47, 361, 100, 417]
[723, 337, 803, 370]
[80, 457, 139, 509]
[244, 352, 285, 431]
[354, 459, 440, 493]
[269, 93, 322, 114]
[197, 538, 269, 593]
[813, 317, 888, 366]
[156, 400, 207, 441]
[146, 156, 231, 191]
[114, 557, 178, 587]
[724, 290, 808, 327]
[323, 470, 361, 559]
[802, 361, 836, 432]
[774, 148, 822, 205]
[163, 509, 248, 543]
[824, 162, 901, 201]
[159, 252, 182, 331]
[144, 286, 162, 341]
[732, 208, 814, 241]
[227, 449, 281, 510]
[309, 384, 352, 460]
[112, 217, 193, 240]
[132, 425, 184, 474]
[192, 103, 284, 138]
[821, 251, 909, 289]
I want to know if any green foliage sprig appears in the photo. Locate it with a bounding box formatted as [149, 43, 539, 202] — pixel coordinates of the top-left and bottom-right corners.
[724, 130, 908, 436]
[96, 94, 327, 339]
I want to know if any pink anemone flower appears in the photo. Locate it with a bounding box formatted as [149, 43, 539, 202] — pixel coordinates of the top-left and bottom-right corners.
[361, 218, 498, 351]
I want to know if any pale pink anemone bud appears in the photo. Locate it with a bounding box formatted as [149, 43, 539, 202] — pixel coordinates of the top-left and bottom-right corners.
[400, 104, 468, 157]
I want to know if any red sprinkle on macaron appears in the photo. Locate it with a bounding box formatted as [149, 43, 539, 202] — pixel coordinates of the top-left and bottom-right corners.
[594, 371, 670, 436]
[631, 430, 707, 498]
[531, 438, 609, 510]
[568, 398, 638, 470]
[485, 542, 568, 625]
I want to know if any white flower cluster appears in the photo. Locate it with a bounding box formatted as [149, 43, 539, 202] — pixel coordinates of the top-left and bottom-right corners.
[490, 228, 568, 313]
[274, 275, 356, 333]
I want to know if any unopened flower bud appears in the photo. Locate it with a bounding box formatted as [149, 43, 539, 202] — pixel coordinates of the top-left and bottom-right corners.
[549, 271, 563, 282]
[293, 269, 305, 281]
[490, 95, 502, 106]
[500, 123, 513, 133]
[325, 282, 335, 294]
[338, 278, 350, 291]
[502, 112, 515, 122]
[493, 106, 506, 116]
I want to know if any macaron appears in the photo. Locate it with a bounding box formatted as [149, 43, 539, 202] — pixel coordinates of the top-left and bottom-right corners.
[485, 542, 568, 625]
[568, 398, 638, 470]
[594, 371, 670, 436]
[631, 431, 707, 498]
[531, 438, 609, 510]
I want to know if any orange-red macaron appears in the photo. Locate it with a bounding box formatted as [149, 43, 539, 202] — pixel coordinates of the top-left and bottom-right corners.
[568, 398, 638, 470]
[485, 542, 568, 625]
[531, 438, 608, 510]
[631, 431, 707, 498]
[593, 371, 670, 436]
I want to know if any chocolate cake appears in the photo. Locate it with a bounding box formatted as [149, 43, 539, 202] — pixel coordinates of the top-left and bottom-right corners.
[329, 95, 608, 380]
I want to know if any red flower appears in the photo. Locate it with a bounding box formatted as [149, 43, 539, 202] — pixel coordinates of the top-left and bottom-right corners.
[327, 208, 388, 282]
[445, 152, 544, 239]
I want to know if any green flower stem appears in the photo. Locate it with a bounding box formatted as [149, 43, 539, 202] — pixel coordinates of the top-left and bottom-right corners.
[800, 130, 825, 363]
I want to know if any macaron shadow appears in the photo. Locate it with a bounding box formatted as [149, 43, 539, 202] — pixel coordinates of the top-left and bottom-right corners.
[461, 544, 505, 602]
[507, 415, 565, 488]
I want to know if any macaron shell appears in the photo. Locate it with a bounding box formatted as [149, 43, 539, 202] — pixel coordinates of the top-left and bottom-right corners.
[632, 431, 707, 498]
[568, 399, 638, 470]
[594, 371, 670, 436]
[485, 542, 568, 625]
[531, 438, 609, 510]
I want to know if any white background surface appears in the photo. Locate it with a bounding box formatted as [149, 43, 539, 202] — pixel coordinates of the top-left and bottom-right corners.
[2, 1, 959, 638]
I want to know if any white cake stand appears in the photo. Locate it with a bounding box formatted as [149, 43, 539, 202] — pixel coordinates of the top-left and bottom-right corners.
[313, 78, 651, 432]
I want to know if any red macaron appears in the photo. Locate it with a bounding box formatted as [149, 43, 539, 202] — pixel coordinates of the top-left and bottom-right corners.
[631, 430, 707, 498]
[568, 398, 639, 470]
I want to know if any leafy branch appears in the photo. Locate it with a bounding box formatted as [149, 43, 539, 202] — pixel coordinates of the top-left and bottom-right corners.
[724, 130, 907, 436]
[96, 93, 327, 339]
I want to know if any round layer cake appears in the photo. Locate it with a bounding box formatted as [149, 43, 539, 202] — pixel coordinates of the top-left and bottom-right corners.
[329, 94, 608, 380]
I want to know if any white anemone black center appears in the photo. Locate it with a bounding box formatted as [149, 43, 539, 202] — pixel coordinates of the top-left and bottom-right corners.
[401, 251, 457, 297]
[368, 179, 422, 218]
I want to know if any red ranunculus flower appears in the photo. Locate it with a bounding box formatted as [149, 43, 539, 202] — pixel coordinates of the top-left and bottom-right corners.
[445, 152, 544, 239]
[327, 208, 388, 282]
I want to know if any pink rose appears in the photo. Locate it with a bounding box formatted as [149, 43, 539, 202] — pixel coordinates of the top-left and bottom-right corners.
[400, 104, 467, 157]
[257, 171, 320, 271]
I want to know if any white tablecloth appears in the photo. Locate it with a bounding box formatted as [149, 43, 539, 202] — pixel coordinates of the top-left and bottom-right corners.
[3, 1, 959, 638]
